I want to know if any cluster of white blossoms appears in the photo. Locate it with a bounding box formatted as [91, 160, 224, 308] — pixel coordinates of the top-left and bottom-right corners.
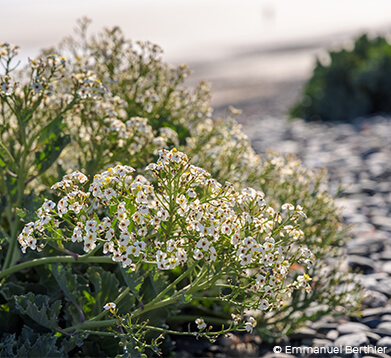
[18, 148, 315, 312]
[0, 44, 68, 99]
[186, 113, 261, 184]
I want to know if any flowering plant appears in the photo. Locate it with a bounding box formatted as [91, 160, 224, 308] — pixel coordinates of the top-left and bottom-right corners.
[3, 149, 314, 355]
[0, 41, 111, 271]
[0, 21, 362, 356]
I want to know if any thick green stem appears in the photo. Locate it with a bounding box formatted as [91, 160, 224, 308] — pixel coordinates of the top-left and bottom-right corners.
[147, 262, 196, 306]
[63, 319, 117, 333]
[57, 262, 231, 336]
[0, 255, 115, 280]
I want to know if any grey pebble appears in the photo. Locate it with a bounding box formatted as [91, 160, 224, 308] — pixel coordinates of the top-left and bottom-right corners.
[326, 330, 339, 341]
[348, 255, 376, 274]
[337, 322, 371, 335]
[378, 336, 391, 347]
[334, 332, 369, 347]
[361, 290, 389, 308]
[376, 322, 391, 330]
[371, 216, 391, 232]
[382, 261, 391, 275]
[289, 328, 317, 340]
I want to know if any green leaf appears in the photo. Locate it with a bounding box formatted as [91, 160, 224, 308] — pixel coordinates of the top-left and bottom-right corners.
[35, 135, 70, 176]
[13, 293, 61, 329]
[119, 266, 143, 300]
[50, 263, 88, 325]
[86, 266, 134, 316]
[0, 282, 25, 301]
[36, 115, 66, 148]
[0, 326, 65, 358]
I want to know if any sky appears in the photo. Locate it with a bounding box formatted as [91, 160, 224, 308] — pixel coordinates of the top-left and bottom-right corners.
[2, 0, 391, 64]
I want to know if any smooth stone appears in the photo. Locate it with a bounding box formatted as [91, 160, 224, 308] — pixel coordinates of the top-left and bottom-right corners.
[382, 262, 391, 275]
[380, 251, 391, 261]
[304, 304, 330, 317]
[362, 290, 388, 308]
[346, 214, 370, 224]
[365, 273, 389, 280]
[372, 327, 391, 337]
[377, 322, 391, 331]
[260, 353, 294, 358]
[360, 180, 377, 196]
[361, 147, 381, 159]
[326, 330, 339, 341]
[289, 328, 317, 340]
[366, 195, 388, 208]
[356, 276, 378, 288]
[364, 331, 382, 343]
[351, 223, 376, 235]
[337, 322, 370, 335]
[378, 336, 391, 347]
[312, 338, 333, 347]
[335, 332, 369, 347]
[370, 253, 381, 261]
[372, 216, 391, 232]
[381, 315, 391, 322]
[348, 255, 376, 274]
[347, 237, 385, 256]
[377, 182, 391, 194]
[341, 184, 363, 196]
[335, 198, 361, 215]
[373, 279, 391, 297]
[362, 307, 391, 318]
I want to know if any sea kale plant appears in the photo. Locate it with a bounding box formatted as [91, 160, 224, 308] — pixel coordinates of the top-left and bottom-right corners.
[2, 149, 314, 356]
[0, 20, 362, 356]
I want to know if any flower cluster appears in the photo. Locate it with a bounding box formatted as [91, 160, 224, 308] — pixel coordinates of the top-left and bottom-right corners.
[18, 149, 314, 313]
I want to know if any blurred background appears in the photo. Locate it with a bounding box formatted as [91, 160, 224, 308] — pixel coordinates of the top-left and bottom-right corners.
[2, 0, 391, 118]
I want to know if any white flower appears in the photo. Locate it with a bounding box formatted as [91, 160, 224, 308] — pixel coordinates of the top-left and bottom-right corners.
[103, 302, 116, 310]
[245, 317, 257, 333]
[259, 299, 269, 311]
[103, 241, 114, 254]
[126, 245, 141, 257]
[196, 238, 210, 251]
[255, 274, 265, 286]
[193, 249, 203, 260]
[86, 220, 98, 231]
[187, 188, 197, 198]
[1, 82, 14, 95]
[220, 224, 232, 235]
[166, 239, 176, 252]
[239, 253, 252, 266]
[195, 318, 207, 330]
[209, 247, 217, 261]
[77, 86, 88, 99]
[120, 255, 132, 268]
[42, 200, 56, 212]
[31, 82, 43, 94]
[282, 203, 294, 210]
